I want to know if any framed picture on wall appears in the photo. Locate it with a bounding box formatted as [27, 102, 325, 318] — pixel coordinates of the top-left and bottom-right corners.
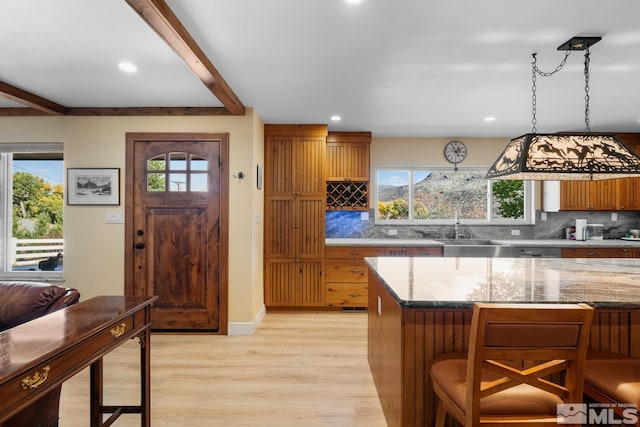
[67, 168, 120, 205]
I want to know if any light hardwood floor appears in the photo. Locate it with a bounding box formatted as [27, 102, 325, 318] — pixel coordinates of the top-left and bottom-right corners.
[59, 311, 387, 426]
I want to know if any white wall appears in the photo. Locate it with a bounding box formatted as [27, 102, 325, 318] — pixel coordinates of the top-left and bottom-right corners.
[0, 111, 264, 325]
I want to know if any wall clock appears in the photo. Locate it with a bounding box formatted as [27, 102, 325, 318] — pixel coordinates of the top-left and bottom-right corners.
[444, 140, 467, 171]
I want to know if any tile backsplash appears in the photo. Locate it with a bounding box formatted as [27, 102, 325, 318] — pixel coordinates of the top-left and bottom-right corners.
[326, 210, 640, 240]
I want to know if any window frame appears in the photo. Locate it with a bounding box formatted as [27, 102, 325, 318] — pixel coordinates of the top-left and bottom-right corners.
[374, 166, 534, 225]
[0, 143, 64, 281]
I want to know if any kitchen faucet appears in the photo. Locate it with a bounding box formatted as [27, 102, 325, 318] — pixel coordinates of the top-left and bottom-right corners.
[454, 209, 460, 240]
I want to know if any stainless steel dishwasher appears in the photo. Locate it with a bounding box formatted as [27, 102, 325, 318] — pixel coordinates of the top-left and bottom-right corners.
[514, 246, 562, 258]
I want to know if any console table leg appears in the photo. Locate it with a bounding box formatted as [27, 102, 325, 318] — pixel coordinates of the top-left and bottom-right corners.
[90, 358, 104, 427]
[141, 326, 151, 427]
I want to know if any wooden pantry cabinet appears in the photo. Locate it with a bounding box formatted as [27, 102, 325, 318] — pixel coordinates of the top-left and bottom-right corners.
[264, 125, 327, 307]
[326, 131, 371, 210]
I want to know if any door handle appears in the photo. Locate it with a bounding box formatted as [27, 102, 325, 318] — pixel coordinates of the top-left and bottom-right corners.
[133, 242, 145, 249]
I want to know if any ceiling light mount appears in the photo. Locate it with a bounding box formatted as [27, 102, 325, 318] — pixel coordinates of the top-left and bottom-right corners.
[557, 36, 601, 51]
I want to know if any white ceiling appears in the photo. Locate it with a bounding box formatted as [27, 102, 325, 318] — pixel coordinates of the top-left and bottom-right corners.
[2, 0, 640, 137]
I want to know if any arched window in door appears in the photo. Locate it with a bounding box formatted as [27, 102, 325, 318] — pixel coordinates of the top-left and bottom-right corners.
[146, 152, 208, 192]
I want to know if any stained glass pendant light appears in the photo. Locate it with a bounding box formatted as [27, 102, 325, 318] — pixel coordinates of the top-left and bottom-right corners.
[487, 37, 640, 181]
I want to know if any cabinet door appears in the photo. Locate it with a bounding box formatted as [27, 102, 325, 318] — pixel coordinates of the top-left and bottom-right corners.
[296, 197, 325, 258]
[326, 142, 348, 181]
[560, 181, 590, 210]
[346, 142, 370, 181]
[617, 177, 640, 210]
[264, 197, 295, 258]
[265, 136, 294, 196]
[296, 260, 325, 306]
[589, 179, 617, 210]
[294, 136, 325, 196]
[265, 260, 296, 306]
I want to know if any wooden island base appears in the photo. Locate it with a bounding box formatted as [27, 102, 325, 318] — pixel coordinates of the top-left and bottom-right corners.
[366, 257, 640, 427]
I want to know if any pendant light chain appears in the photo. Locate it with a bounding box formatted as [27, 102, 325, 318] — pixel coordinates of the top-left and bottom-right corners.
[530, 50, 572, 134]
[584, 48, 591, 134]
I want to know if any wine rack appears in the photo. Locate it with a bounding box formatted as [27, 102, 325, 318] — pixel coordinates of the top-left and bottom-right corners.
[326, 181, 368, 209]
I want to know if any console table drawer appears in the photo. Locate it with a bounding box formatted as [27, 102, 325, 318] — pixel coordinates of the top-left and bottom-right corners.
[0, 315, 136, 414]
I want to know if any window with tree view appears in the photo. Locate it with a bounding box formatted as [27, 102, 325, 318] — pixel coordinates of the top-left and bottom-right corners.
[0, 144, 64, 274]
[376, 168, 531, 223]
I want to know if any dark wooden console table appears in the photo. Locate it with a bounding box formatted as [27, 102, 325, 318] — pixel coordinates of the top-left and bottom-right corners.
[0, 295, 157, 426]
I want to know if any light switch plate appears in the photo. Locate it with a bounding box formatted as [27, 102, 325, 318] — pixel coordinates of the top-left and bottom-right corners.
[105, 211, 125, 224]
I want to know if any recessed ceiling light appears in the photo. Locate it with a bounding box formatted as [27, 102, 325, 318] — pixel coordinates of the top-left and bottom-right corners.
[118, 62, 137, 73]
[331, 115, 342, 122]
[345, 0, 364, 4]
[484, 116, 496, 122]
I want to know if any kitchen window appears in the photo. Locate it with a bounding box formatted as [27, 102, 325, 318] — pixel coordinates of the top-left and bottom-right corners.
[375, 167, 533, 224]
[0, 143, 64, 278]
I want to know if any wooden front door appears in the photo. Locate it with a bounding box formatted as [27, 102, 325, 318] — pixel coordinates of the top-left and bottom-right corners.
[125, 133, 228, 332]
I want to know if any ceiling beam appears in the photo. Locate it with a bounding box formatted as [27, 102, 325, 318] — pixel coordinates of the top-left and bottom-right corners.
[0, 81, 68, 115]
[125, 0, 245, 116]
[0, 107, 231, 116]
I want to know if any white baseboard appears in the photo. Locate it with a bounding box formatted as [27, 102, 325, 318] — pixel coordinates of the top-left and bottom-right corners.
[227, 304, 266, 336]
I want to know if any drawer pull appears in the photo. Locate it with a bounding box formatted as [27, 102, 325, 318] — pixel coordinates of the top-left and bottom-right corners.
[349, 251, 361, 255]
[110, 322, 127, 338]
[350, 269, 363, 273]
[21, 365, 50, 390]
[349, 293, 362, 298]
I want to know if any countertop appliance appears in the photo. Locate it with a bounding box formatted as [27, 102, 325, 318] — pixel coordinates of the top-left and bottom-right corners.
[575, 219, 588, 241]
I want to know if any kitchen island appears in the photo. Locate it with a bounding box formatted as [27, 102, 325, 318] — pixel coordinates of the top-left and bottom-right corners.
[366, 256, 640, 427]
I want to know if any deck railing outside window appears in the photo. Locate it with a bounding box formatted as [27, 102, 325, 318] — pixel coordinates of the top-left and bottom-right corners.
[11, 238, 64, 271]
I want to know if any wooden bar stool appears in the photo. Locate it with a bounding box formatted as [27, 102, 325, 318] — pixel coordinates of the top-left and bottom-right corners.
[429, 302, 594, 427]
[584, 353, 640, 426]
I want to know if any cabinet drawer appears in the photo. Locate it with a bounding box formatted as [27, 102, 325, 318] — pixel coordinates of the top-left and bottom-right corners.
[561, 247, 632, 258]
[326, 259, 368, 282]
[326, 283, 368, 307]
[325, 246, 386, 259]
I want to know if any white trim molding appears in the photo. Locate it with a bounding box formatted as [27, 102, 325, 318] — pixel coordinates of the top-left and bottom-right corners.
[227, 304, 266, 336]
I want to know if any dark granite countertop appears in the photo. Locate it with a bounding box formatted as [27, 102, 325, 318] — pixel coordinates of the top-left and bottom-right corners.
[365, 257, 640, 309]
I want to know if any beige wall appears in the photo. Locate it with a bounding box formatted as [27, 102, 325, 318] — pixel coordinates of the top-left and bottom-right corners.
[371, 136, 541, 208]
[0, 111, 264, 325]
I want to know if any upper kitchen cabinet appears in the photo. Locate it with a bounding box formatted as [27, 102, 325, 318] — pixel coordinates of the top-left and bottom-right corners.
[560, 133, 640, 211]
[326, 132, 371, 181]
[615, 133, 640, 210]
[265, 125, 327, 197]
[560, 179, 617, 210]
[326, 131, 371, 210]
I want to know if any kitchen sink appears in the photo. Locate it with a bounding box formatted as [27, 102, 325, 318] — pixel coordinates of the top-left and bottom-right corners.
[435, 239, 516, 257]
